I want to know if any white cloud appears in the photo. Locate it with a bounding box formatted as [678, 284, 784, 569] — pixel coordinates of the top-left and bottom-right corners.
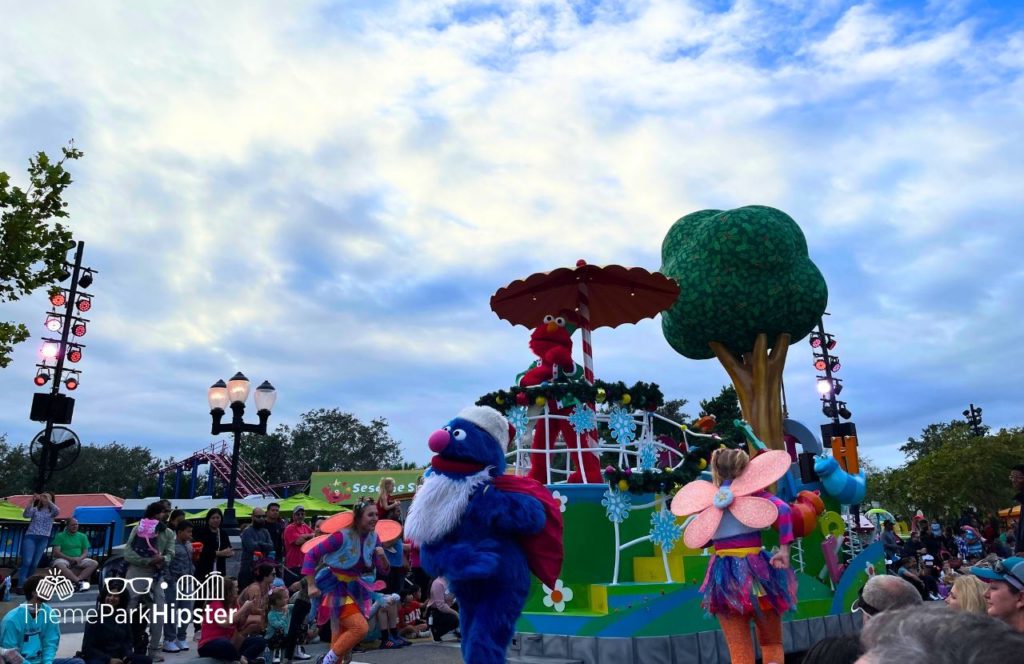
[1, 0, 1022, 473]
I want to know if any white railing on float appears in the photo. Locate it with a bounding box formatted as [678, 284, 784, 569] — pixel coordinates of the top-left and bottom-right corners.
[505, 406, 722, 585]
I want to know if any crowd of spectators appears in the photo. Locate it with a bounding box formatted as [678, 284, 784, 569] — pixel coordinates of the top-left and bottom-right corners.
[1, 479, 460, 664]
[796, 463, 1024, 663]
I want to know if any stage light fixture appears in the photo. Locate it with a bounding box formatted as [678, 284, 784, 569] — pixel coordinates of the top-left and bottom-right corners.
[34, 370, 50, 386]
[67, 347, 83, 363]
[44, 315, 62, 332]
[838, 404, 852, 419]
[830, 359, 841, 372]
[41, 342, 59, 360]
[814, 358, 827, 371]
[822, 403, 837, 418]
[65, 376, 79, 391]
[57, 268, 71, 282]
[833, 380, 843, 395]
[826, 337, 837, 350]
[76, 297, 92, 312]
[72, 321, 87, 337]
[816, 379, 832, 395]
[49, 292, 66, 307]
[78, 271, 94, 289]
[809, 335, 823, 348]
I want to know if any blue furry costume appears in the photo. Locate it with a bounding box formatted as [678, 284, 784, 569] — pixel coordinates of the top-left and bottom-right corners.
[405, 406, 556, 664]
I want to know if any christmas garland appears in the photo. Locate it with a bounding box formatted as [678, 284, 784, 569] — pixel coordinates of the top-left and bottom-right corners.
[476, 380, 664, 413]
[602, 437, 747, 495]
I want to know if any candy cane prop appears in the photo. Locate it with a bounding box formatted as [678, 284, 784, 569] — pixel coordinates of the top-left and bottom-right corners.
[576, 260, 598, 481]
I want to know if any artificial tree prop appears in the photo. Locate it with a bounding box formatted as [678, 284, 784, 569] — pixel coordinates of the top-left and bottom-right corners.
[660, 206, 827, 451]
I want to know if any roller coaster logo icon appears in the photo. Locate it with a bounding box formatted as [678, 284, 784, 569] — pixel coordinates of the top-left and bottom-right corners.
[100, 571, 226, 601]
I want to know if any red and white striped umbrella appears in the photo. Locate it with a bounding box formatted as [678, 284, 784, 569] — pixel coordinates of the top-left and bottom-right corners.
[490, 260, 680, 381]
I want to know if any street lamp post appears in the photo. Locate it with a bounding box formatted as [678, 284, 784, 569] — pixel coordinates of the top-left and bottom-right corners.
[207, 372, 277, 534]
[963, 403, 984, 437]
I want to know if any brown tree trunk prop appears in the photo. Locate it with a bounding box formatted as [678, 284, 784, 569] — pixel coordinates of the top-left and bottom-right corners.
[709, 332, 790, 452]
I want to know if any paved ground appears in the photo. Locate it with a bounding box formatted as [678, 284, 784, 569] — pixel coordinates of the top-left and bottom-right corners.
[51, 589, 465, 663]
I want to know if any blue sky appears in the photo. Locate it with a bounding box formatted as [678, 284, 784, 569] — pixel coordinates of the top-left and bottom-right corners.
[1, 0, 1022, 477]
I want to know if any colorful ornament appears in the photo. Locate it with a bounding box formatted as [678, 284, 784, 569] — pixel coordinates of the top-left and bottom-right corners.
[535, 395, 547, 407]
[617, 479, 629, 492]
[621, 393, 632, 405]
[596, 388, 607, 403]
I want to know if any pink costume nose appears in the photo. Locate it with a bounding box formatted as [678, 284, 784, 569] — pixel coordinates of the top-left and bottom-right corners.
[428, 429, 450, 453]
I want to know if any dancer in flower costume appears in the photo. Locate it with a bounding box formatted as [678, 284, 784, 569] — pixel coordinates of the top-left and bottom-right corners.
[303, 502, 401, 664]
[671, 447, 797, 664]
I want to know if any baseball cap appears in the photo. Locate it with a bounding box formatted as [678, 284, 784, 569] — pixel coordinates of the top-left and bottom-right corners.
[971, 556, 1024, 591]
[922, 554, 935, 565]
[292, 505, 305, 514]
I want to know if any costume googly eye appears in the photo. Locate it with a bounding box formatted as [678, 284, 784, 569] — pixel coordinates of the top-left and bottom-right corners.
[443, 425, 451, 432]
[555, 316, 566, 327]
[452, 429, 467, 441]
[543, 315, 554, 323]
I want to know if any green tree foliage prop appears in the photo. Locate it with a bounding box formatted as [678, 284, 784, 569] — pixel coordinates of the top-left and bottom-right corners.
[0, 143, 83, 368]
[660, 206, 827, 449]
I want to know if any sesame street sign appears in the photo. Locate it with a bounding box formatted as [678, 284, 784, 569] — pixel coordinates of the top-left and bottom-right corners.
[310, 470, 424, 506]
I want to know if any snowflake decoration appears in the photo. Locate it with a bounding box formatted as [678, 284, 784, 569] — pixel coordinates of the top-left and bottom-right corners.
[542, 579, 574, 612]
[608, 405, 637, 445]
[638, 442, 657, 471]
[649, 509, 682, 553]
[507, 405, 529, 444]
[567, 404, 597, 434]
[551, 490, 569, 513]
[601, 487, 631, 523]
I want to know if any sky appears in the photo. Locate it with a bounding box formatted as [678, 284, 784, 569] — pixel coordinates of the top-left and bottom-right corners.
[1, 0, 1022, 481]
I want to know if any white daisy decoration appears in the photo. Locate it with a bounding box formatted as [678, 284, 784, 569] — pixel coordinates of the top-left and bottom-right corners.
[542, 579, 574, 613]
[551, 490, 569, 513]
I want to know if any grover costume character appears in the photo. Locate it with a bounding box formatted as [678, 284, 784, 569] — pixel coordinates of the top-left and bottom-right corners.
[517, 312, 601, 484]
[405, 406, 563, 664]
[671, 448, 797, 664]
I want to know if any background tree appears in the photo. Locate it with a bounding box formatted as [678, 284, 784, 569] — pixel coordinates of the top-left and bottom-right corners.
[899, 419, 981, 461]
[0, 143, 83, 367]
[0, 437, 161, 497]
[695, 385, 746, 447]
[242, 408, 405, 484]
[863, 424, 1024, 524]
[652, 397, 690, 442]
[660, 206, 827, 450]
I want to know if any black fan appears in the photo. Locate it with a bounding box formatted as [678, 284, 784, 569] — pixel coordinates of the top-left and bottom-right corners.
[30, 426, 82, 470]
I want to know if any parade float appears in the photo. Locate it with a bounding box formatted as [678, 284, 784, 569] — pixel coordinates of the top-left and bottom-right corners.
[475, 206, 882, 662]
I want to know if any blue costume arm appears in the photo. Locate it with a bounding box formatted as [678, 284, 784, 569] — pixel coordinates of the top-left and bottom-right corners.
[479, 487, 545, 536]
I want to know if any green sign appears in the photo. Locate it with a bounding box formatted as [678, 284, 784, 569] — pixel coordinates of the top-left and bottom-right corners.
[310, 469, 425, 506]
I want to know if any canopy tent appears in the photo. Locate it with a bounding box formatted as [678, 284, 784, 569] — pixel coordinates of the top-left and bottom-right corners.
[275, 494, 346, 515]
[0, 500, 29, 522]
[187, 502, 255, 520]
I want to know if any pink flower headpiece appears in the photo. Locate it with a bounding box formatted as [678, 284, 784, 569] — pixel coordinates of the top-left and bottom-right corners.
[670, 450, 792, 550]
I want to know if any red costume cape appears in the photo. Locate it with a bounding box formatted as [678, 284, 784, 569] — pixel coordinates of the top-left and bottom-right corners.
[493, 475, 564, 588]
